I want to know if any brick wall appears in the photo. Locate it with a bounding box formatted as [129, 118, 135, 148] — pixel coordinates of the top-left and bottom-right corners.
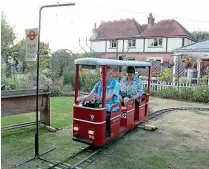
[97, 52, 172, 61]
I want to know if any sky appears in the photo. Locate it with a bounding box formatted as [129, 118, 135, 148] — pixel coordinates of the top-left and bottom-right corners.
[1, 0, 209, 53]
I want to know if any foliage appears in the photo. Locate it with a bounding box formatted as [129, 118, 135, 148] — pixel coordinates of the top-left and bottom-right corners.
[61, 84, 73, 96]
[80, 70, 99, 92]
[1, 12, 16, 57]
[51, 49, 75, 78]
[39, 74, 53, 89]
[1, 77, 15, 91]
[192, 31, 209, 41]
[160, 61, 174, 68]
[198, 75, 209, 85]
[179, 77, 191, 84]
[1, 13, 51, 75]
[192, 86, 209, 103]
[179, 87, 194, 101]
[149, 85, 209, 103]
[62, 67, 76, 88]
[158, 87, 176, 99]
[152, 72, 159, 77]
[50, 85, 61, 97]
[1, 12, 16, 77]
[76, 52, 96, 58]
[181, 57, 195, 69]
[158, 68, 173, 82]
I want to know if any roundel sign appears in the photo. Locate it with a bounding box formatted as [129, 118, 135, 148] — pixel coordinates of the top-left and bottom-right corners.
[25, 28, 38, 61]
[27, 30, 37, 40]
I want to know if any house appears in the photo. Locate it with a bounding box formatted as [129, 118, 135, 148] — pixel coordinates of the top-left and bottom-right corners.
[89, 13, 196, 62]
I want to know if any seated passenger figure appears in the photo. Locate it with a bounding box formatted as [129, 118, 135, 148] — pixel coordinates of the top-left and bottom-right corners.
[78, 66, 120, 116]
[119, 66, 144, 106]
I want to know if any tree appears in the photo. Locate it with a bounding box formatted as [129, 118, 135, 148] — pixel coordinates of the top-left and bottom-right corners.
[1, 12, 16, 76]
[192, 31, 209, 41]
[1, 12, 16, 56]
[76, 52, 97, 58]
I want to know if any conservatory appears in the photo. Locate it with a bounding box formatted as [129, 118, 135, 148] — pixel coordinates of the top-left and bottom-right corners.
[173, 39, 209, 84]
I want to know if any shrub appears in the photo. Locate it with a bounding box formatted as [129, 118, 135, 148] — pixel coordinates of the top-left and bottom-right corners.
[192, 86, 209, 103]
[15, 75, 30, 89]
[61, 84, 73, 96]
[158, 87, 176, 99]
[198, 75, 208, 85]
[179, 87, 193, 101]
[1, 76, 16, 91]
[179, 77, 191, 84]
[63, 67, 75, 87]
[80, 70, 99, 93]
[50, 85, 61, 97]
[158, 68, 173, 82]
[39, 73, 53, 89]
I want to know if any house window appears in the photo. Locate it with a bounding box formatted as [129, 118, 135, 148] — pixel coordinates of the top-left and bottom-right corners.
[110, 40, 117, 48]
[148, 38, 163, 47]
[128, 39, 136, 48]
[147, 57, 163, 62]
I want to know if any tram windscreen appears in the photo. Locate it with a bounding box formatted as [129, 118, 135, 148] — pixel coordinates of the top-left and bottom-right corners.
[81, 65, 96, 69]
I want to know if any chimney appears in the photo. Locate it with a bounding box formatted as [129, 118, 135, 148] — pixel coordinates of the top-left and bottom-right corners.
[92, 23, 96, 33]
[148, 13, 155, 28]
[91, 23, 97, 39]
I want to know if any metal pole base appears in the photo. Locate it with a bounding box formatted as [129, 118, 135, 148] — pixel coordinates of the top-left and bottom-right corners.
[13, 148, 56, 168]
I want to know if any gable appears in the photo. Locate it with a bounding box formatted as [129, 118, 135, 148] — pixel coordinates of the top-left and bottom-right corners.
[90, 19, 142, 41]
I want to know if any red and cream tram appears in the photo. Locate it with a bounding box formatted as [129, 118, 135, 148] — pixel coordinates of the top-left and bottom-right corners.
[72, 58, 151, 147]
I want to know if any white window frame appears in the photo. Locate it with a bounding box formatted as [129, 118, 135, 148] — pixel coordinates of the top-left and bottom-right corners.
[128, 39, 136, 48]
[110, 40, 117, 48]
[147, 57, 163, 62]
[148, 38, 163, 47]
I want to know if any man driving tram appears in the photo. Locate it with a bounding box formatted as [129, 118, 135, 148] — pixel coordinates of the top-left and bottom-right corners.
[78, 66, 120, 116]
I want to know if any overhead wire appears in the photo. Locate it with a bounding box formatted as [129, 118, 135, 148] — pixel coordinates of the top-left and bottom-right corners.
[75, 2, 209, 23]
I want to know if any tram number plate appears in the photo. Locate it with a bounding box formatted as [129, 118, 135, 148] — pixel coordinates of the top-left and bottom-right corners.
[121, 113, 127, 119]
[89, 135, 94, 139]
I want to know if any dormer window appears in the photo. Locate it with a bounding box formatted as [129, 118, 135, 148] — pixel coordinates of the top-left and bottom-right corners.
[148, 38, 163, 47]
[110, 40, 117, 48]
[128, 39, 136, 48]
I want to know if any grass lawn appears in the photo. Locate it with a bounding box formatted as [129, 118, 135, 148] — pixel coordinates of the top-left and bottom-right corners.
[1, 97, 209, 169]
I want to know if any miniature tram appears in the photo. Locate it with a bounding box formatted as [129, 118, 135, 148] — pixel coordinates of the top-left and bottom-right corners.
[72, 58, 151, 147]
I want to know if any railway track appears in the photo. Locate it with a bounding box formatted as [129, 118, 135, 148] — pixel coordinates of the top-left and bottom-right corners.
[148, 107, 209, 120]
[47, 106, 209, 169]
[47, 146, 101, 169]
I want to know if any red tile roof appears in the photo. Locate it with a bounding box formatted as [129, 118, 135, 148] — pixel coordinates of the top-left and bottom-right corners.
[140, 19, 194, 39]
[90, 19, 142, 41]
[90, 18, 195, 41]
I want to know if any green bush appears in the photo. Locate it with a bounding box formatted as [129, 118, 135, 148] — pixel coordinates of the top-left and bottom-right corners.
[192, 86, 209, 103]
[61, 84, 73, 96]
[145, 88, 158, 97]
[1, 77, 16, 91]
[15, 75, 30, 89]
[179, 77, 191, 84]
[80, 70, 99, 93]
[50, 85, 61, 97]
[158, 87, 176, 99]
[198, 76, 208, 85]
[180, 87, 193, 101]
[62, 67, 75, 87]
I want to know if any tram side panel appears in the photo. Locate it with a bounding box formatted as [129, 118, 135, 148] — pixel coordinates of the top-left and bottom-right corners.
[134, 94, 146, 123]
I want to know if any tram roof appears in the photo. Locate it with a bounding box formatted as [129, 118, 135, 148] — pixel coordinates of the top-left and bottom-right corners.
[75, 58, 151, 67]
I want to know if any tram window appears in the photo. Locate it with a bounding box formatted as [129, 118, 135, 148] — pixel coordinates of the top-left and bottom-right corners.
[81, 65, 96, 69]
